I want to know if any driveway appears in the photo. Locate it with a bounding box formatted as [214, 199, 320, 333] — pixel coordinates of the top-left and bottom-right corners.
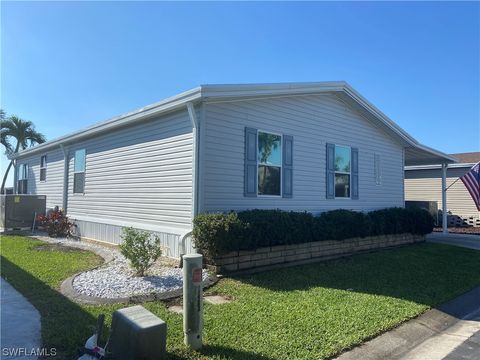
[426, 233, 480, 250]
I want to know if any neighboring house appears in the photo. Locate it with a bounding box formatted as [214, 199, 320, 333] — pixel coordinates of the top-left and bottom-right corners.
[405, 152, 480, 227]
[13, 82, 456, 257]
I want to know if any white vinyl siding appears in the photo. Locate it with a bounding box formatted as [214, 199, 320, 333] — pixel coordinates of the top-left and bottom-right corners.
[16, 149, 64, 209]
[201, 94, 405, 213]
[66, 109, 193, 232]
[405, 167, 479, 218]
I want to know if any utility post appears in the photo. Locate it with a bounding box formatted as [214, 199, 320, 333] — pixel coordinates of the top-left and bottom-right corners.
[183, 253, 203, 350]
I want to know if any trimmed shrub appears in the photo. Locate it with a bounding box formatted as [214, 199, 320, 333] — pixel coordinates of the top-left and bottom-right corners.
[314, 209, 371, 241]
[36, 210, 75, 238]
[237, 210, 314, 248]
[192, 207, 434, 258]
[192, 212, 246, 262]
[120, 227, 162, 277]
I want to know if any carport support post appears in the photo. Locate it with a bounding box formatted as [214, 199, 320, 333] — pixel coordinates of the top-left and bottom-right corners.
[441, 163, 448, 234]
[183, 254, 203, 350]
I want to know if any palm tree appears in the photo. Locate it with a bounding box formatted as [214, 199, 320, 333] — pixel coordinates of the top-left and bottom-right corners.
[1, 114, 46, 194]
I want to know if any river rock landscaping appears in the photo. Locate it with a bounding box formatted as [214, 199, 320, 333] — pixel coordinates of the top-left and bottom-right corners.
[32, 235, 208, 300]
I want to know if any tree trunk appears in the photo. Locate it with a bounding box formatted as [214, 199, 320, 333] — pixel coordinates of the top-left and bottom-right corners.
[1, 142, 20, 194]
[1, 160, 14, 194]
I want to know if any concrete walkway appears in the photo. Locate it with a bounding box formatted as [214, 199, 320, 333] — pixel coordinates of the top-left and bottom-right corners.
[335, 286, 480, 360]
[427, 233, 480, 250]
[1, 278, 42, 359]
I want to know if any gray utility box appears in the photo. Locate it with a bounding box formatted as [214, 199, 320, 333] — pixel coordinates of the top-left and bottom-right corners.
[0, 195, 46, 229]
[110, 305, 167, 360]
[405, 200, 439, 225]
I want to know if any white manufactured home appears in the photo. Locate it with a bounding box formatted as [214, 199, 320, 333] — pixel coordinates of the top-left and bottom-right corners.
[13, 82, 456, 257]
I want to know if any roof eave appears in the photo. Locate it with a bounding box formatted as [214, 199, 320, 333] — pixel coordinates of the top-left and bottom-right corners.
[14, 86, 203, 159]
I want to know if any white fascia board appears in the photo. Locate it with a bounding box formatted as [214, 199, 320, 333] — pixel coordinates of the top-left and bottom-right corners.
[341, 84, 418, 145]
[405, 162, 475, 171]
[410, 143, 458, 164]
[341, 84, 457, 164]
[200, 81, 347, 100]
[14, 87, 202, 159]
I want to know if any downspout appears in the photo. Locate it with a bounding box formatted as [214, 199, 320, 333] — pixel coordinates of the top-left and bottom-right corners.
[60, 144, 69, 213]
[187, 102, 200, 218]
[13, 159, 17, 194]
[181, 102, 200, 260]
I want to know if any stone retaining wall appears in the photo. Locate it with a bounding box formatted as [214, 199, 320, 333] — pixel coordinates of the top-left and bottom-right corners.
[212, 233, 425, 274]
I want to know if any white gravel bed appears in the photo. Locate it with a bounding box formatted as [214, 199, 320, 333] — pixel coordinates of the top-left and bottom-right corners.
[33, 235, 207, 299]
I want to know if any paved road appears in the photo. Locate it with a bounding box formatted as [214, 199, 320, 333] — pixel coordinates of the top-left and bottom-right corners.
[1, 278, 42, 359]
[426, 233, 480, 250]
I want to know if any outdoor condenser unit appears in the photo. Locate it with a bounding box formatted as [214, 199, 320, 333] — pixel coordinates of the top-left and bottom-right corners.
[109, 305, 167, 360]
[0, 195, 46, 230]
[405, 200, 439, 225]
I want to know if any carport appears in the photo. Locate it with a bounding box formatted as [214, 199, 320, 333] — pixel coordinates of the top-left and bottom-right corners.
[404, 144, 458, 233]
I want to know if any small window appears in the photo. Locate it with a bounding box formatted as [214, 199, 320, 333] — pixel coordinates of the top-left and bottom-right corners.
[17, 164, 28, 194]
[73, 149, 86, 194]
[334, 145, 351, 198]
[40, 155, 47, 181]
[374, 154, 382, 185]
[257, 131, 282, 196]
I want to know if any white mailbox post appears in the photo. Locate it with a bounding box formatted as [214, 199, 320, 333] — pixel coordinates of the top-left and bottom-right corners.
[183, 253, 203, 350]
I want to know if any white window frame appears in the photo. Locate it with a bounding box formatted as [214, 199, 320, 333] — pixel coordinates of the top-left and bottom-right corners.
[257, 130, 283, 197]
[40, 155, 47, 182]
[73, 149, 86, 194]
[17, 163, 28, 194]
[334, 144, 351, 199]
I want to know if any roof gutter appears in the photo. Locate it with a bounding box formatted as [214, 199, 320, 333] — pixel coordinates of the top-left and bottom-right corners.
[60, 144, 69, 213]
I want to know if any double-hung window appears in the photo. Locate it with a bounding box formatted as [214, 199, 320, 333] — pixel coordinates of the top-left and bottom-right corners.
[40, 155, 47, 181]
[334, 145, 351, 198]
[73, 149, 86, 194]
[257, 131, 282, 196]
[17, 164, 28, 194]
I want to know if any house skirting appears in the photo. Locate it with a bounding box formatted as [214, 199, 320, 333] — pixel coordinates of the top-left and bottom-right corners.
[446, 214, 480, 228]
[211, 233, 425, 274]
[74, 219, 195, 258]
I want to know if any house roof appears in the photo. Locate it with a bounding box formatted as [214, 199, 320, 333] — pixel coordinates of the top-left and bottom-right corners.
[14, 81, 456, 166]
[450, 152, 480, 164]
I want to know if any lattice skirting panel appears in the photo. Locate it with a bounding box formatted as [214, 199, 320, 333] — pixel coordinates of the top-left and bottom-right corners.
[446, 214, 480, 228]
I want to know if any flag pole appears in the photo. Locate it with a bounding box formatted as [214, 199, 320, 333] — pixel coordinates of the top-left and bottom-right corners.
[445, 176, 461, 191]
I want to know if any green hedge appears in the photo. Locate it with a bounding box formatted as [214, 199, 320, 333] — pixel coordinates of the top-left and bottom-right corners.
[192, 207, 434, 261]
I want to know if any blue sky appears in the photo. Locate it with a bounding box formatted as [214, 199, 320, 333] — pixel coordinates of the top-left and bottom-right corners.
[1, 1, 479, 186]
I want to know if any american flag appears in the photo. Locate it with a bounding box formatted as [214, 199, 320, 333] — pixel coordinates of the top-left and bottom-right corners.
[461, 162, 480, 211]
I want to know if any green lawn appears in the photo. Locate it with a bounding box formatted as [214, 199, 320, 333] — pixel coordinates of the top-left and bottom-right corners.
[1, 235, 480, 359]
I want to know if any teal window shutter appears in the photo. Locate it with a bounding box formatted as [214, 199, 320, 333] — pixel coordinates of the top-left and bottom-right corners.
[326, 143, 335, 199]
[244, 127, 258, 197]
[282, 135, 293, 198]
[351, 147, 359, 199]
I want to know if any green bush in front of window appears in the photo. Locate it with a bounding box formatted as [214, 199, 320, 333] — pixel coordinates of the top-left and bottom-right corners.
[192, 207, 434, 259]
